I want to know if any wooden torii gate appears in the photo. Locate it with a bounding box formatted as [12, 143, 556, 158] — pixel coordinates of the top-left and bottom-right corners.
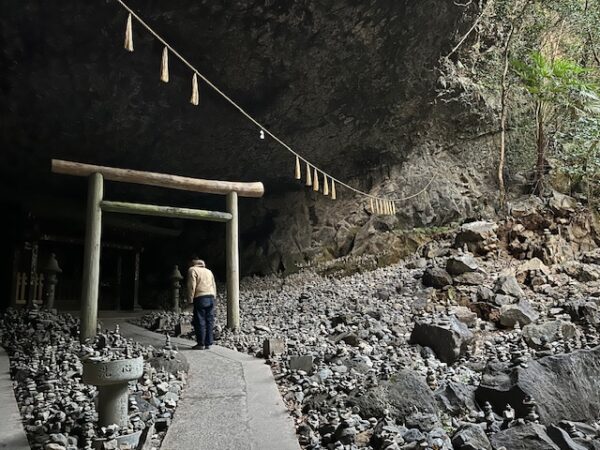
[51, 159, 265, 342]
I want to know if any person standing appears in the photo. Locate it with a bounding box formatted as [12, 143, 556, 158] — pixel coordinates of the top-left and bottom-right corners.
[187, 257, 216, 350]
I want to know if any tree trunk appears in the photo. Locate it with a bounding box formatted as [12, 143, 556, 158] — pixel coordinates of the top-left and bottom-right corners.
[498, 25, 514, 208]
[535, 102, 546, 193]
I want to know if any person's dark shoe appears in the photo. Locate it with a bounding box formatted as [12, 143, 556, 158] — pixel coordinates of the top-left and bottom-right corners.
[204, 345, 211, 350]
[192, 344, 204, 350]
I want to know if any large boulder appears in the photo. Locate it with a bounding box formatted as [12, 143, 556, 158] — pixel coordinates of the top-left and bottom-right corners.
[546, 425, 588, 450]
[446, 254, 479, 276]
[454, 221, 498, 254]
[564, 300, 600, 327]
[451, 424, 491, 450]
[476, 346, 600, 424]
[489, 423, 560, 450]
[434, 381, 478, 416]
[563, 262, 600, 283]
[500, 300, 539, 328]
[454, 272, 485, 286]
[422, 267, 453, 289]
[469, 302, 501, 322]
[516, 258, 551, 284]
[450, 306, 478, 327]
[349, 371, 438, 423]
[494, 274, 525, 298]
[409, 316, 474, 364]
[522, 320, 577, 349]
[548, 190, 578, 217]
[494, 294, 518, 307]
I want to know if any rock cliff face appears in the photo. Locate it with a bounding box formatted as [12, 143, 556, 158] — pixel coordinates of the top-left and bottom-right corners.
[1, 0, 498, 274]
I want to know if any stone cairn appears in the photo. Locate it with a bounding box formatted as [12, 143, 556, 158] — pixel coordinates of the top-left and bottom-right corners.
[131, 238, 600, 449]
[0, 308, 187, 450]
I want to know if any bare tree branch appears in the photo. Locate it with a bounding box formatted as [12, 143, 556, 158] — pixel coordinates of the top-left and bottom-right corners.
[589, 30, 600, 66]
[445, 4, 488, 59]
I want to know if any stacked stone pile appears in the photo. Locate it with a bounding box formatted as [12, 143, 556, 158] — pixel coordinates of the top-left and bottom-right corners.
[135, 195, 600, 449]
[0, 309, 186, 450]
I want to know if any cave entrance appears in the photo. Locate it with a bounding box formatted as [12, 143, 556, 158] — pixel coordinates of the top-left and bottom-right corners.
[51, 159, 265, 342]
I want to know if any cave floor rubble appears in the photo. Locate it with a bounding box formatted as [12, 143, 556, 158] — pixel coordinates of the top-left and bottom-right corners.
[99, 313, 300, 450]
[0, 347, 30, 450]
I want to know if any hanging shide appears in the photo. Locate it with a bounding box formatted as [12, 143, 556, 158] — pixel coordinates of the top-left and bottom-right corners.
[305, 162, 312, 187]
[113, 2, 416, 213]
[160, 47, 169, 83]
[124, 13, 134, 52]
[190, 73, 199, 105]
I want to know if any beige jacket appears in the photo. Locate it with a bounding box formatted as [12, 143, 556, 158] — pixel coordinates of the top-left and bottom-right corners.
[187, 265, 217, 302]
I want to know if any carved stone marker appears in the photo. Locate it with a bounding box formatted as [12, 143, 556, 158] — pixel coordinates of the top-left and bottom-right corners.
[82, 356, 144, 427]
[42, 253, 62, 310]
[263, 338, 285, 357]
[170, 265, 183, 314]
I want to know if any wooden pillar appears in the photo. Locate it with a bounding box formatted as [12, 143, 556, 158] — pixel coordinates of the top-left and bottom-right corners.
[10, 247, 20, 307]
[226, 191, 239, 330]
[133, 249, 141, 310]
[80, 173, 103, 342]
[26, 242, 39, 308]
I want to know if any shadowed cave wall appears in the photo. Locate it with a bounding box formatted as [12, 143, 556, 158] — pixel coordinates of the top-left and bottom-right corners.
[1, 0, 497, 281]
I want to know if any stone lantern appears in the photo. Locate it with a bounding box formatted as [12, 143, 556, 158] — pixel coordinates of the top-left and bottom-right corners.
[82, 356, 144, 427]
[42, 253, 62, 310]
[170, 265, 183, 314]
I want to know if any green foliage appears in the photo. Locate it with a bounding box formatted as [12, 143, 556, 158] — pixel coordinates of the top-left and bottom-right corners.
[511, 48, 600, 192]
[444, 0, 600, 200]
[512, 52, 591, 100]
[556, 115, 600, 204]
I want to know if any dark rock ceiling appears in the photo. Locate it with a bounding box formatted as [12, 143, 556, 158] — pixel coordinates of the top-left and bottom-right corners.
[1, 0, 472, 212]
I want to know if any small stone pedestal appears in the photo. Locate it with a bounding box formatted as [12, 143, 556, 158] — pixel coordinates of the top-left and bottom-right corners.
[82, 356, 144, 427]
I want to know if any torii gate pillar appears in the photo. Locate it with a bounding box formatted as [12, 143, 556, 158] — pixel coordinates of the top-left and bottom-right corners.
[81, 173, 103, 342]
[226, 191, 239, 331]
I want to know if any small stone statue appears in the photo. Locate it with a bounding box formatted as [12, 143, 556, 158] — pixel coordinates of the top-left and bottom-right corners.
[503, 403, 515, 427]
[426, 368, 438, 391]
[164, 334, 173, 351]
[566, 422, 585, 439]
[523, 396, 539, 423]
[482, 401, 500, 432]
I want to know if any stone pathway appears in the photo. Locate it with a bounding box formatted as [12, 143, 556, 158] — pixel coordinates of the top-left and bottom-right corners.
[100, 314, 300, 450]
[0, 347, 30, 450]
